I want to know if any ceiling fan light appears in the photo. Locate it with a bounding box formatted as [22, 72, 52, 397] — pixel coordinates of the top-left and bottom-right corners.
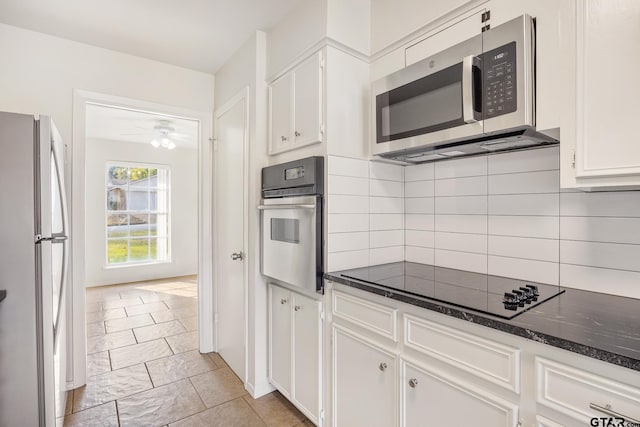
[167, 141, 176, 150]
[150, 139, 160, 148]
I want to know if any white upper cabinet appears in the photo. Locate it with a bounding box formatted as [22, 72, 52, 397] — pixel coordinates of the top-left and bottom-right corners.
[269, 73, 293, 155]
[404, 9, 485, 67]
[268, 51, 324, 155]
[564, 0, 640, 189]
[293, 52, 324, 147]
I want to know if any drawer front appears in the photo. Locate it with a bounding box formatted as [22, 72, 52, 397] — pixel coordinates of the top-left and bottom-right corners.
[404, 314, 520, 393]
[536, 357, 640, 424]
[536, 415, 566, 427]
[332, 290, 398, 341]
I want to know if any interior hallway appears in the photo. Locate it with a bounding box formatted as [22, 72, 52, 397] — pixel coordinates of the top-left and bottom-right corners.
[57, 276, 311, 426]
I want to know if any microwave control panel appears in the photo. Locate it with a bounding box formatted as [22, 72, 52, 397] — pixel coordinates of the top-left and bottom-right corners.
[483, 42, 517, 119]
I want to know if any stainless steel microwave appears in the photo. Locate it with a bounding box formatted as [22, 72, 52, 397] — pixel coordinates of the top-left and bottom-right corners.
[371, 15, 557, 163]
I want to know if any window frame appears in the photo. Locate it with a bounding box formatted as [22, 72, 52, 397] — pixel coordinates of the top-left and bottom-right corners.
[104, 161, 172, 268]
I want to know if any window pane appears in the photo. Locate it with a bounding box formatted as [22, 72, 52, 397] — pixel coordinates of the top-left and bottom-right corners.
[129, 214, 149, 237]
[153, 214, 169, 237]
[107, 187, 127, 210]
[107, 214, 129, 238]
[128, 189, 149, 211]
[108, 239, 128, 263]
[129, 238, 150, 262]
[107, 166, 128, 186]
[129, 167, 150, 186]
[154, 169, 168, 190]
[151, 238, 169, 261]
[106, 163, 170, 266]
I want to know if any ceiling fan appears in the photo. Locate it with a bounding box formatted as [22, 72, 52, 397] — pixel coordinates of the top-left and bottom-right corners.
[120, 118, 191, 150]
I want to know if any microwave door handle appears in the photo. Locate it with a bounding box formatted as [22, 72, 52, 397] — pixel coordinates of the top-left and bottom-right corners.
[462, 55, 478, 123]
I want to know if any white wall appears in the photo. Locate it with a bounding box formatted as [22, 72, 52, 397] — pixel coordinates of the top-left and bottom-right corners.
[0, 24, 214, 145]
[85, 139, 198, 286]
[214, 31, 272, 398]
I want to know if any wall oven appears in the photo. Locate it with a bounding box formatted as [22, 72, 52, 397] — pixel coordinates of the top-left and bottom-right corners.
[260, 157, 323, 294]
[372, 15, 557, 163]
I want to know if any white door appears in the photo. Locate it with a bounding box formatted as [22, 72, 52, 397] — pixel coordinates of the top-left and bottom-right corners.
[214, 90, 247, 381]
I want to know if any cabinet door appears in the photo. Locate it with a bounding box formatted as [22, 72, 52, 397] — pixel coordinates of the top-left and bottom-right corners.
[292, 51, 323, 147]
[268, 284, 292, 396]
[292, 293, 321, 423]
[575, 0, 640, 181]
[405, 9, 484, 67]
[401, 360, 517, 427]
[333, 326, 396, 427]
[269, 73, 293, 155]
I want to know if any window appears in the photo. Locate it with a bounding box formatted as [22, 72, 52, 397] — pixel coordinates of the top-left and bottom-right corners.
[106, 163, 170, 266]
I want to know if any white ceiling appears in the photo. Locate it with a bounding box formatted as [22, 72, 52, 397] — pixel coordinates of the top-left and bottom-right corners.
[0, 0, 300, 73]
[86, 103, 199, 149]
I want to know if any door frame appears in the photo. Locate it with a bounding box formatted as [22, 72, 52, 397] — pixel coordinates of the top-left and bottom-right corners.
[212, 87, 250, 381]
[71, 90, 214, 388]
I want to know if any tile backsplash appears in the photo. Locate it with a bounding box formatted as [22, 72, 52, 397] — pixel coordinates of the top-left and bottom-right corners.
[327, 147, 640, 299]
[327, 156, 404, 271]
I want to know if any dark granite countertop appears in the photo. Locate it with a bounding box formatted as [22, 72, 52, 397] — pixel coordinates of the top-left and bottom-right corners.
[325, 272, 640, 372]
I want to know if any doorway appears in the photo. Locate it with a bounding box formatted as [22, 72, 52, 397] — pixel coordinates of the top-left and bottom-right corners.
[71, 91, 213, 388]
[213, 88, 249, 382]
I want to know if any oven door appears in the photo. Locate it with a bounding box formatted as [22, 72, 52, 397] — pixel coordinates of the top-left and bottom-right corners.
[259, 196, 321, 293]
[372, 32, 483, 156]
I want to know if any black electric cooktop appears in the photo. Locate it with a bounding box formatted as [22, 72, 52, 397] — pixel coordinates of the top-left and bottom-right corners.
[336, 262, 564, 319]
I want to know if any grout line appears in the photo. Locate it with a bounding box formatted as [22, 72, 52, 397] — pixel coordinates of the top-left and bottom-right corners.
[486, 254, 559, 264]
[115, 400, 121, 427]
[560, 262, 640, 275]
[559, 237, 640, 246]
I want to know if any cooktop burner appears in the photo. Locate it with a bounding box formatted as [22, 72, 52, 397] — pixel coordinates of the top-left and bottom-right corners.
[336, 262, 564, 319]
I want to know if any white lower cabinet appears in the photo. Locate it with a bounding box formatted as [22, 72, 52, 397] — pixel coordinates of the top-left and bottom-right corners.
[292, 292, 322, 421]
[401, 359, 518, 427]
[268, 284, 322, 424]
[332, 325, 397, 427]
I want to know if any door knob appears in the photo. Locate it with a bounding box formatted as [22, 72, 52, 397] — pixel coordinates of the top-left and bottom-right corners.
[294, 131, 301, 137]
[408, 378, 418, 388]
[294, 305, 302, 311]
[379, 362, 388, 372]
[280, 298, 288, 305]
[230, 252, 244, 261]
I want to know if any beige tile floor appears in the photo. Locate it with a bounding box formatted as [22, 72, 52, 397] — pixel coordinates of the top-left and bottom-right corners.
[58, 276, 313, 427]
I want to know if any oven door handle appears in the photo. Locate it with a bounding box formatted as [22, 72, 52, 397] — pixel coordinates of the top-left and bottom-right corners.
[257, 204, 316, 210]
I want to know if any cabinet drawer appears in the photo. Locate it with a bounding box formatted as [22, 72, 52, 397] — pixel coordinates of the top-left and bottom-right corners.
[536, 357, 640, 424]
[332, 290, 397, 341]
[536, 415, 565, 427]
[404, 314, 520, 393]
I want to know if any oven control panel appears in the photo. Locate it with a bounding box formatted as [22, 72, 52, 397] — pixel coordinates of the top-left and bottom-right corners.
[483, 42, 517, 119]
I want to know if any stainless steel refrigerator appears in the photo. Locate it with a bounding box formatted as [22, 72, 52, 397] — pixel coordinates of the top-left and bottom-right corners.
[0, 111, 70, 426]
